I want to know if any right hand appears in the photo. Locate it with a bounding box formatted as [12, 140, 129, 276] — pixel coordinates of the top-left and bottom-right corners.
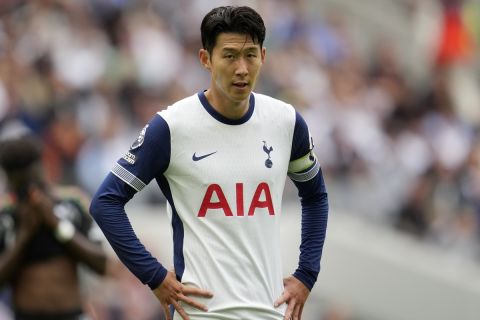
[152, 271, 214, 320]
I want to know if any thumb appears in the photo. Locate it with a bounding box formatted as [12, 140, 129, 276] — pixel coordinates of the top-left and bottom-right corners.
[274, 291, 288, 308]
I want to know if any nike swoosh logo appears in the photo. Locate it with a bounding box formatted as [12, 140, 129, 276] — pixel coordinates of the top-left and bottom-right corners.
[192, 151, 217, 161]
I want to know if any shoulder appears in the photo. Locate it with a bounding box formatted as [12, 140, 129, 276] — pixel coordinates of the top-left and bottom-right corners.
[0, 194, 15, 225]
[0, 193, 15, 213]
[0, 194, 16, 249]
[253, 92, 296, 124]
[253, 92, 294, 110]
[158, 93, 201, 122]
[0, 193, 16, 227]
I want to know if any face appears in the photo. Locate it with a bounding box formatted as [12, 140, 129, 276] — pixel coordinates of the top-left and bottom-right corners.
[200, 33, 266, 107]
[7, 163, 44, 200]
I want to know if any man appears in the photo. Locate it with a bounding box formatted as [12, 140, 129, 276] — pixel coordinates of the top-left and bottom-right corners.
[90, 6, 328, 320]
[0, 135, 108, 320]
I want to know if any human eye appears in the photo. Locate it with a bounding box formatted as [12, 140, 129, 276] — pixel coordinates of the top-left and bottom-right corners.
[223, 53, 235, 59]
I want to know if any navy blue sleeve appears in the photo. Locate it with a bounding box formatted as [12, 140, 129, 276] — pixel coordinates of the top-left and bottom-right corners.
[289, 112, 329, 291]
[290, 112, 312, 162]
[90, 114, 170, 289]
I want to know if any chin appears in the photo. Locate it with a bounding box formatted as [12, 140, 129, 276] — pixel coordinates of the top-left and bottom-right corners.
[231, 95, 250, 103]
[231, 90, 251, 100]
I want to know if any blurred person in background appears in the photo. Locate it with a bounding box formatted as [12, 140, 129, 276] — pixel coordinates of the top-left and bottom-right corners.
[90, 5, 328, 320]
[0, 135, 108, 320]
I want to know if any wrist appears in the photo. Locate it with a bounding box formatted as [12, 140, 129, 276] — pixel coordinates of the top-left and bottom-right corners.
[148, 266, 169, 290]
[54, 220, 75, 243]
[293, 267, 318, 291]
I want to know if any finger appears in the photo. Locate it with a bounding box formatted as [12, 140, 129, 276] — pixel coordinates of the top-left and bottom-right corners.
[182, 286, 214, 297]
[177, 293, 208, 312]
[163, 303, 172, 320]
[172, 300, 190, 320]
[298, 304, 304, 320]
[274, 291, 288, 308]
[283, 299, 295, 320]
[292, 303, 301, 320]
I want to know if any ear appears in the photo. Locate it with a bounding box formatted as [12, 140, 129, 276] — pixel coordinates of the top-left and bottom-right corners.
[199, 49, 211, 71]
[261, 47, 266, 64]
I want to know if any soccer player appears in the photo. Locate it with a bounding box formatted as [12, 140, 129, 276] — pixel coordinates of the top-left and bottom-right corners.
[90, 6, 328, 320]
[0, 135, 108, 320]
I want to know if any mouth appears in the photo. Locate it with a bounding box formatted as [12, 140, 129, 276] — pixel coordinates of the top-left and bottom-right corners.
[233, 82, 248, 89]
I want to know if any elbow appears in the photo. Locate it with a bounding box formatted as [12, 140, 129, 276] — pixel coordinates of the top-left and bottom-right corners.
[89, 193, 102, 222]
[96, 255, 109, 275]
[89, 190, 117, 223]
[85, 247, 109, 276]
[89, 188, 131, 232]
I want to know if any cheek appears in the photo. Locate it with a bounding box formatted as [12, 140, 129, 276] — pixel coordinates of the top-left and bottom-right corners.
[250, 63, 262, 78]
[211, 69, 227, 90]
[212, 70, 223, 84]
[213, 66, 229, 81]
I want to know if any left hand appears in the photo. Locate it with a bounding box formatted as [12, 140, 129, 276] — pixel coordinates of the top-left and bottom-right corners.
[274, 275, 310, 320]
[28, 186, 59, 230]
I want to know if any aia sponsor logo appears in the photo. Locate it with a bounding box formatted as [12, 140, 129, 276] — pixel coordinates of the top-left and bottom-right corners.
[198, 182, 274, 217]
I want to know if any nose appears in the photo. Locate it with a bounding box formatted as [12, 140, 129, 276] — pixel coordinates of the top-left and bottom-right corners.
[234, 58, 248, 77]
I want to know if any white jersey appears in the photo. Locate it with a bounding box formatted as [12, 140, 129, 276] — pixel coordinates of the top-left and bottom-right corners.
[100, 91, 323, 319]
[161, 92, 293, 319]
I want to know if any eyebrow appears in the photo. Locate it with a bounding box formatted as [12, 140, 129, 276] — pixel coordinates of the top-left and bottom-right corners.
[221, 46, 259, 52]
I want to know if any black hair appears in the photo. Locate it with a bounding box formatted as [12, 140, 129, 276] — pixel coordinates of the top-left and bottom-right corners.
[201, 6, 266, 54]
[0, 136, 42, 173]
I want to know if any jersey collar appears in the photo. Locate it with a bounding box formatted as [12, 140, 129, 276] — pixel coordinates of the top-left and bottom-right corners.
[197, 91, 255, 125]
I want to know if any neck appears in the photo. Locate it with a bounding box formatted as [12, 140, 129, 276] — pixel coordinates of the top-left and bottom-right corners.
[204, 88, 250, 120]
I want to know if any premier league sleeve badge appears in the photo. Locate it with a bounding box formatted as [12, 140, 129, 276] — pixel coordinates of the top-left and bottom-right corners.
[130, 124, 149, 150]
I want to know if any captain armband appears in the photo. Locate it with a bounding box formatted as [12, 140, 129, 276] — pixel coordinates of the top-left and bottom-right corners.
[288, 151, 320, 182]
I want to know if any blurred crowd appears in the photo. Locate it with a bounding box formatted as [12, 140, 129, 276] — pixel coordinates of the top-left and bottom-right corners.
[0, 0, 479, 319]
[301, 0, 480, 260]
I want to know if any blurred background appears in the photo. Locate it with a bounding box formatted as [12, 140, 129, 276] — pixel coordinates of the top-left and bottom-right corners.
[0, 0, 479, 319]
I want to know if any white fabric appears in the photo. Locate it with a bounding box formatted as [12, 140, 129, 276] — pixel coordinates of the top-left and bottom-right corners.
[159, 93, 296, 319]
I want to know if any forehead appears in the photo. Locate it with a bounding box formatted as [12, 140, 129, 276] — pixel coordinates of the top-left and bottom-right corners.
[214, 33, 260, 51]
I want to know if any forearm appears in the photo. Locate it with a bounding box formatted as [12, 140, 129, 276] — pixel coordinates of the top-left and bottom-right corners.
[62, 232, 107, 275]
[292, 170, 329, 290]
[90, 173, 168, 289]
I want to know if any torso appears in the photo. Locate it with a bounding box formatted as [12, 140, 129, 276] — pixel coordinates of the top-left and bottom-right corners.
[13, 256, 81, 312]
[0, 190, 93, 314]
